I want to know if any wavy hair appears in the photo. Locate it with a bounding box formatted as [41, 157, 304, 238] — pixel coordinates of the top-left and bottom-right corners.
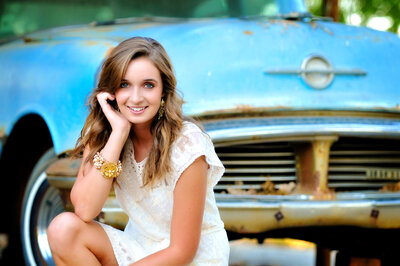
[71, 36, 184, 186]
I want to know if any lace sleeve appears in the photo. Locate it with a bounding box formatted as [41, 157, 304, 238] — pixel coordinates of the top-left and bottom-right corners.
[170, 122, 225, 189]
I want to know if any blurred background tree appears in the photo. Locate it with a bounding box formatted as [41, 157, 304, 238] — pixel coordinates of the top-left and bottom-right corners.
[305, 0, 400, 34]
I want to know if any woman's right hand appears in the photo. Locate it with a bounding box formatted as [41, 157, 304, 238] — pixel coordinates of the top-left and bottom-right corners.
[97, 92, 131, 136]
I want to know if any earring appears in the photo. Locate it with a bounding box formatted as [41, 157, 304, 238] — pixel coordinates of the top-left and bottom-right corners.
[158, 98, 165, 120]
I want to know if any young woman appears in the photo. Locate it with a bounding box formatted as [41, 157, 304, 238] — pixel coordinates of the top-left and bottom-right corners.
[47, 37, 230, 265]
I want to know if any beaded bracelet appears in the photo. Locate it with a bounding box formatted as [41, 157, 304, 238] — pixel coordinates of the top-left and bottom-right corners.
[93, 152, 122, 179]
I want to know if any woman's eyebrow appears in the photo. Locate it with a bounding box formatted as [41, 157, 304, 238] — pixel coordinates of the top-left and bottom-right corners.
[143, 78, 158, 83]
[121, 78, 158, 83]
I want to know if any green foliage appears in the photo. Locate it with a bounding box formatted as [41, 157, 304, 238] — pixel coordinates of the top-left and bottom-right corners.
[305, 0, 400, 34]
[357, 0, 400, 33]
[305, 0, 324, 17]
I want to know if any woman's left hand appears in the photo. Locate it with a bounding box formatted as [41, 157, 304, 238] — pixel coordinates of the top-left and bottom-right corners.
[97, 91, 131, 136]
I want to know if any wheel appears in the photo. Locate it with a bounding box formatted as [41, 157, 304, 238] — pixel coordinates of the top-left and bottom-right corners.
[20, 148, 64, 265]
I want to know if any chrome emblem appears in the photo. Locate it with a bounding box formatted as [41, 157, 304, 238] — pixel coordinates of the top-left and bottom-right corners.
[300, 55, 334, 90]
[264, 54, 366, 90]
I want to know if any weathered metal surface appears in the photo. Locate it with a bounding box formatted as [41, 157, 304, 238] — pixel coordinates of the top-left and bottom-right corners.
[74, 193, 400, 234]
[293, 136, 337, 199]
[0, 126, 5, 157]
[203, 116, 400, 147]
[1, 14, 400, 155]
[216, 194, 400, 233]
[46, 157, 81, 177]
[47, 176, 76, 190]
[198, 110, 400, 121]
[0, 39, 117, 154]
[58, 189, 74, 211]
[99, 196, 129, 230]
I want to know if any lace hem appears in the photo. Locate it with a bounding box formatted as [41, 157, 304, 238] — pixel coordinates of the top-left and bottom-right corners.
[96, 221, 146, 266]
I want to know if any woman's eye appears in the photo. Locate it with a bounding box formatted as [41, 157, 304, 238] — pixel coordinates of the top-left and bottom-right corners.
[144, 83, 154, 89]
[120, 82, 129, 88]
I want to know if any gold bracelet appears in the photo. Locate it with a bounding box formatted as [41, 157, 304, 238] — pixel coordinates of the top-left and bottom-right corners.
[93, 152, 122, 179]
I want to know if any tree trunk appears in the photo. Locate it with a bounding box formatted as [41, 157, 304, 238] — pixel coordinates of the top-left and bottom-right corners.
[323, 0, 340, 22]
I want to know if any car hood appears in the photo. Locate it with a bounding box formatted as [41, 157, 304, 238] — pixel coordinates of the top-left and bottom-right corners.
[25, 17, 400, 116]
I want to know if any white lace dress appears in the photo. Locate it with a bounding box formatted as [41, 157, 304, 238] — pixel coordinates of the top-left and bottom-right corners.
[97, 122, 230, 265]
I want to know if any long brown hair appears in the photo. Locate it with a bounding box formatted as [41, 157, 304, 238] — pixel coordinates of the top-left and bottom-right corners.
[72, 37, 184, 186]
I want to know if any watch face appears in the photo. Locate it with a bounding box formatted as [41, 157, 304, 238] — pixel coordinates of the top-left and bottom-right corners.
[101, 162, 118, 179]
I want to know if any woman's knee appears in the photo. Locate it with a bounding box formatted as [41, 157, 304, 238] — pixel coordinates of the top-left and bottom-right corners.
[47, 212, 84, 250]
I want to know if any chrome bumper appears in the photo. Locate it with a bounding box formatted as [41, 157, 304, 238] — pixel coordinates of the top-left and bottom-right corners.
[83, 192, 400, 233]
[215, 193, 400, 233]
[47, 168, 400, 233]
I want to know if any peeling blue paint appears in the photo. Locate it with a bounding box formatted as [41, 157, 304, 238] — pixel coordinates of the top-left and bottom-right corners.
[1, 13, 399, 154]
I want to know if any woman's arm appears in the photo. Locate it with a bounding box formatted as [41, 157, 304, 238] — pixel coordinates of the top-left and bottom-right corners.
[71, 92, 131, 222]
[70, 130, 128, 222]
[131, 156, 208, 266]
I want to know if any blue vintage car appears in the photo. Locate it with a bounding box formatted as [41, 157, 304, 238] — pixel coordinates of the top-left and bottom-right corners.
[1, 0, 400, 265]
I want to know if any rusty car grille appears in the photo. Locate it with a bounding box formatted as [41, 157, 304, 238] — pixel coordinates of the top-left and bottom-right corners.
[328, 137, 400, 191]
[214, 142, 296, 194]
[214, 137, 400, 194]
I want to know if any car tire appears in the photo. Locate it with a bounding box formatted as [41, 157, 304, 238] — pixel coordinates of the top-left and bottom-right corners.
[20, 148, 64, 266]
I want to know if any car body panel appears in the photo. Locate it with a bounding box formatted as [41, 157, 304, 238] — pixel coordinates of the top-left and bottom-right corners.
[1, 18, 400, 155]
[0, 39, 116, 154]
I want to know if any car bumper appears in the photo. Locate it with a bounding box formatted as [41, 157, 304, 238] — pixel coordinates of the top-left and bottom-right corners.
[215, 193, 400, 233]
[47, 171, 400, 232]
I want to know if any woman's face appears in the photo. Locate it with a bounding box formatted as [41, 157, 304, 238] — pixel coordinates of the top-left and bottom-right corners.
[115, 56, 163, 128]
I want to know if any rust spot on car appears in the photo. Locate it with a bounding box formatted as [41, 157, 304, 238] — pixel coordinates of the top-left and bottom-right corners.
[243, 30, 253, 35]
[309, 22, 334, 36]
[235, 104, 256, 112]
[104, 46, 115, 57]
[83, 40, 115, 50]
[268, 19, 299, 28]
[197, 105, 292, 120]
[260, 19, 299, 34]
[92, 26, 114, 32]
[310, 21, 317, 30]
[129, 22, 165, 31]
[197, 109, 400, 123]
[0, 127, 5, 139]
[292, 137, 337, 199]
[380, 181, 400, 192]
[369, 105, 400, 112]
[84, 40, 101, 46]
[323, 27, 333, 36]
[46, 157, 82, 176]
[23, 37, 40, 43]
[0, 126, 7, 145]
[227, 180, 296, 195]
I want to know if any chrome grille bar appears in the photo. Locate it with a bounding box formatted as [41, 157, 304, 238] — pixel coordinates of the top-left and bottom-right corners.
[222, 159, 295, 165]
[215, 136, 400, 194]
[216, 141, 296, 194]
[224, 168, 296, 174]
[328, 137, 400, 191]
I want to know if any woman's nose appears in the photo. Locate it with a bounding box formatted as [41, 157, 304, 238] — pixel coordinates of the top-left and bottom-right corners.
[129, 87, 143, 102]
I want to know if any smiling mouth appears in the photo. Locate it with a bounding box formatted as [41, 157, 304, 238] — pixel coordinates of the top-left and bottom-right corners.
[128, 106, 147, 112]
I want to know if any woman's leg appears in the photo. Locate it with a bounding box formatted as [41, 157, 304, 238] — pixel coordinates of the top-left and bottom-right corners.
[47, 212, 118, 266]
